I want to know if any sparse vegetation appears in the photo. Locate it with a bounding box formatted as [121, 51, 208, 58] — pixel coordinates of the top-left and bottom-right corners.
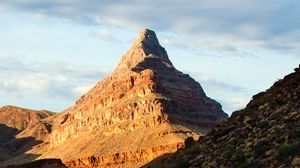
[278, 141, 300, 161]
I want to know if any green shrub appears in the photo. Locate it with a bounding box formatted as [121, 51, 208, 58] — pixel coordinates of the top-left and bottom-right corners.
[240, 157, 263, 168]
[278, 141, 300, 161]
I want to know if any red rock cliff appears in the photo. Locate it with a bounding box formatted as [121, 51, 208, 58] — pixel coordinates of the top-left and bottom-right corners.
[37, 29, 227, 167]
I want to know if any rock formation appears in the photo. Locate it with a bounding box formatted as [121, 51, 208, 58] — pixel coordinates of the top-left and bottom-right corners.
[42, 28, 227, 167]
[0, 106, 54, 165]
[151, 65, 300, 167]
[0, 29, 227, 167]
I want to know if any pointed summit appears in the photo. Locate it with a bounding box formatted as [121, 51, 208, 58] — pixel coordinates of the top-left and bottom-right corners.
[135, 28, 160, 47]
[114, 28, 173, 73]
[16, 29, 227, 167]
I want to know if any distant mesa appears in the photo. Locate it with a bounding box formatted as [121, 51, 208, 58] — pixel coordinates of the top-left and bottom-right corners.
[0, 28, 227, 167]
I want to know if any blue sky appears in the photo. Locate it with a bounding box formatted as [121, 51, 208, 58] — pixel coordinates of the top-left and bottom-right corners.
[0, 0, 299, 115]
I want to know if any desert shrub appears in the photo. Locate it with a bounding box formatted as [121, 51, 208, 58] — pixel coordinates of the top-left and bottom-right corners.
[240, 156, 263, 168]
[278, 141, 300, 160]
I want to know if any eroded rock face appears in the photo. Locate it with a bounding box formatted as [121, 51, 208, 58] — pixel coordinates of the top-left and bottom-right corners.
[64, 143, 184, 168]
[41, 29, 227, 167]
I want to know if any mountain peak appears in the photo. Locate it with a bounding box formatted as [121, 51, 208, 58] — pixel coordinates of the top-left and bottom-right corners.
[1, 29, 228, 167]
[135, 28, 160, 47]
[114, 28, 173, 73]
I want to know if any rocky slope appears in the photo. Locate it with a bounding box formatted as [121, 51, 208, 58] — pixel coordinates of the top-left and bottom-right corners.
[150, 65, 300, 168]
[36, 29, 227, 167]
[0, 106, 54, 165]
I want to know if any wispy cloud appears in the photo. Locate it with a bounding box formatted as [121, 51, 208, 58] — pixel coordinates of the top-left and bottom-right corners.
[189, 72, 254, 114]
[0, 56, 107, 100]
[88, 28, 123, 43]
[219, 96, 250, 112]
[191, 72, 248, 93]
[0, 0, 298, 55]
[160, 37, 189, 49]
[0, 1, 298, 113]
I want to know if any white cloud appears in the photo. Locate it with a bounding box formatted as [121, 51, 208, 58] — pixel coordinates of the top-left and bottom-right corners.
[194, 73, 247, 93]
[0, 73, 48, 93]
[93, 28, 122, 43]
[72, 84, 94, 96]
[227, 97, 249, 111]
[52, 74, 68, 83]
[0, 0, 298, 55]
[160, 38, 188, 49]
[189, 72, 254, 114]
[0, 56, 106, 100]
[98, 29, 110, 38]
[0, 0, 298, 113]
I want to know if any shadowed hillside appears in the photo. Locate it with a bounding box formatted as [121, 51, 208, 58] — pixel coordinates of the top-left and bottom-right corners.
[145, 65, 300, 167]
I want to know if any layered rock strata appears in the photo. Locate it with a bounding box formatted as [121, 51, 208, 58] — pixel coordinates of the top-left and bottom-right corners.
[0, 29, 227, 167]
[40, 29, 227, 167]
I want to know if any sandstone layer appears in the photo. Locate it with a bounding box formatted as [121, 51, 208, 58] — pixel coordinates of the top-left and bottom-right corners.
[40, 29, 227, 167]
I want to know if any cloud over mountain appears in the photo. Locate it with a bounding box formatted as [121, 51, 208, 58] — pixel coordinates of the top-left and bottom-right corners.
[1, 0, 299, 54]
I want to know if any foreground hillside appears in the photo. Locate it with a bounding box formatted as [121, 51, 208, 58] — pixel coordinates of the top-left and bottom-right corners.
[147, 65, 300, 168]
